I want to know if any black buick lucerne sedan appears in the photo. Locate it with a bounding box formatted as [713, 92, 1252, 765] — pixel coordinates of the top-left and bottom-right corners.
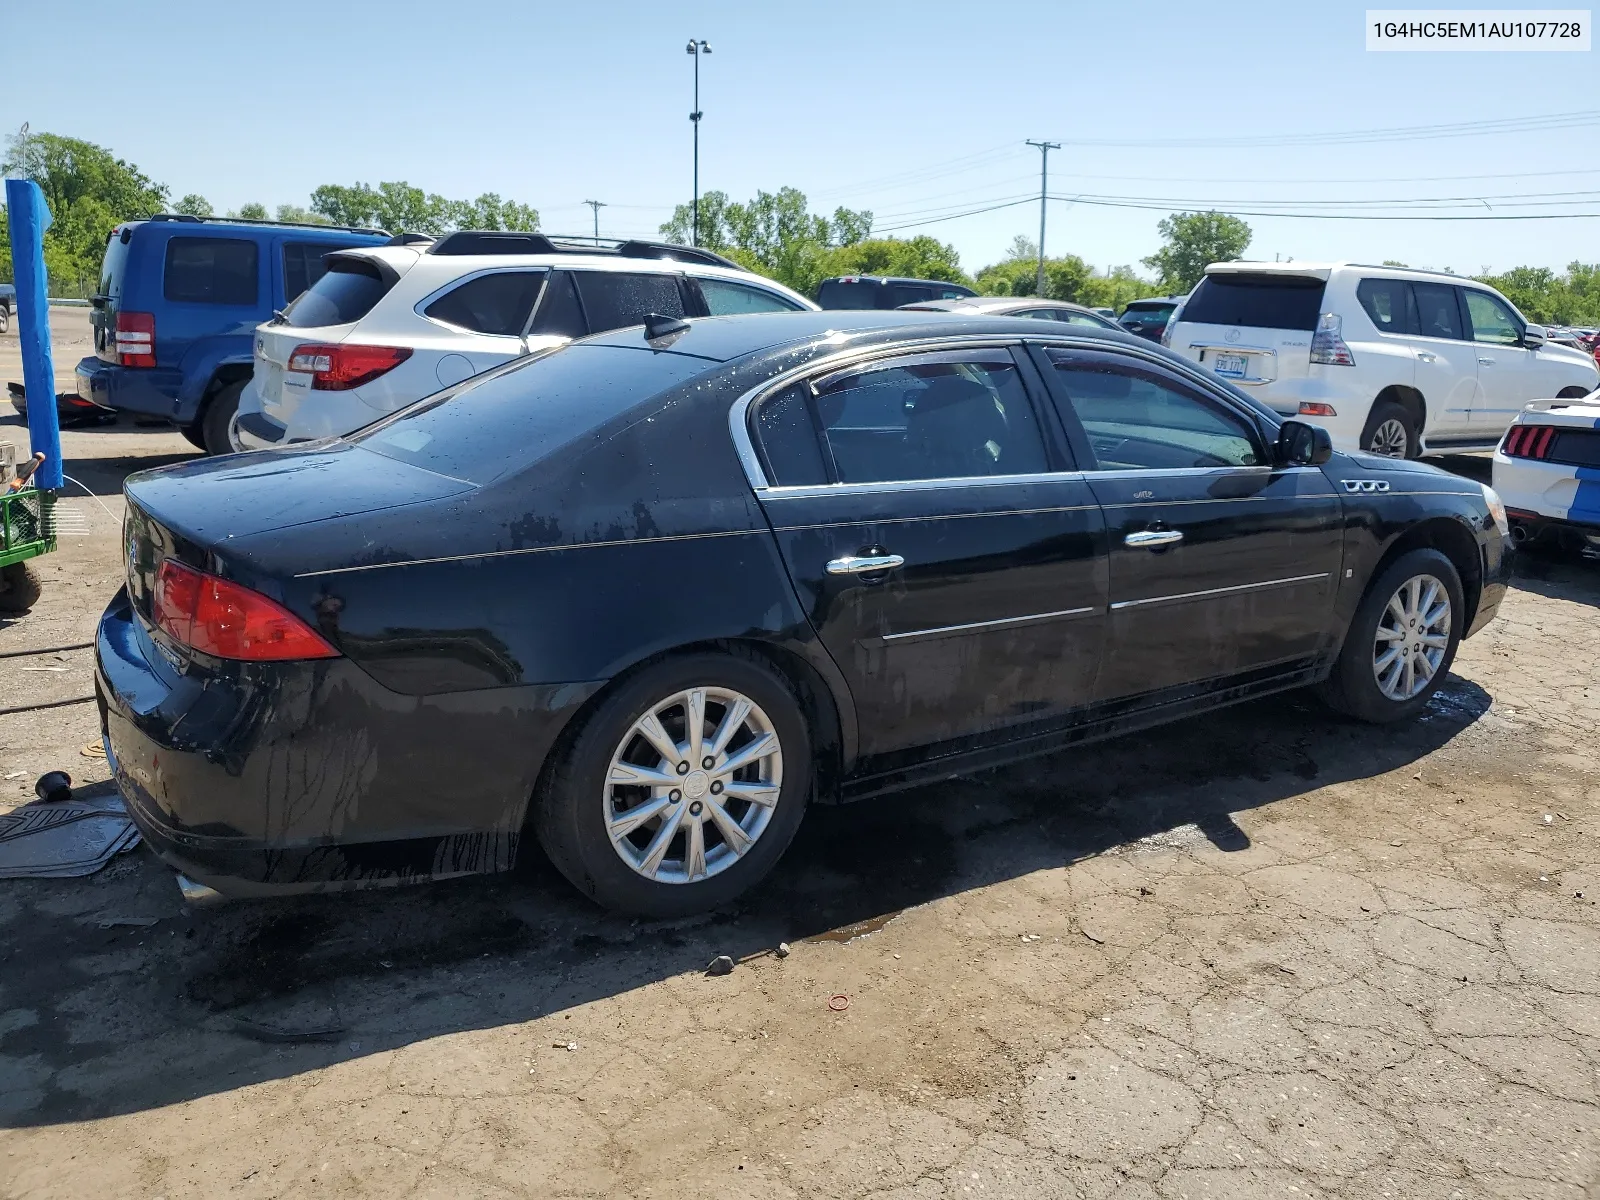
[97, 310, 1511, 915]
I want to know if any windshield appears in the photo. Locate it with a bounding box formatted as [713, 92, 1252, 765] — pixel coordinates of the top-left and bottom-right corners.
[352, 344, 715, 485]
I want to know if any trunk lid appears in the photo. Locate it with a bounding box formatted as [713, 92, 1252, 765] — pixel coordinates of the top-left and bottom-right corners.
[1168, 270, 1330, 409]
[122, 443, 473, 624]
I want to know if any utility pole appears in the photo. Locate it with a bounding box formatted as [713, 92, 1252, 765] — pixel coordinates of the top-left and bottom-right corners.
[686, 40, 712, 246]
[1025, 139, 1060, 298]
[583, 199, 607, 242]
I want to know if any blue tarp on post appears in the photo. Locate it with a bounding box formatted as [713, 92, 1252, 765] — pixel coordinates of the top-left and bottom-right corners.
[4, 178, 62, 491]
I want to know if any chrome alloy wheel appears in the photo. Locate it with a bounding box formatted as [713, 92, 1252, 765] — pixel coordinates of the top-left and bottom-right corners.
[1367, 417, 1409, 458]
[1373, 574, 1451, 701]
[603, 687, 783, 885]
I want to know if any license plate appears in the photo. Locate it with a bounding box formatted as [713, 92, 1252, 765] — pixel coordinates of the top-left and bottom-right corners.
[1212, 354, 1248, 379]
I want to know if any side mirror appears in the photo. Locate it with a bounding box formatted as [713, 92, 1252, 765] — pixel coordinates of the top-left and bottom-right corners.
[1522, 323, 1547, 349]
[1275, 419, 1333, 467]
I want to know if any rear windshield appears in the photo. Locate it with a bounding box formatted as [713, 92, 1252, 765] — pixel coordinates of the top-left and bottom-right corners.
[283, 259, 394, 328]
[1180, 274, 1327, 330]
[1120, 304, 1174, 325]
[98, 230, 131, 301]
[351, 344, 714, 485]
[817, 281, 882, 310]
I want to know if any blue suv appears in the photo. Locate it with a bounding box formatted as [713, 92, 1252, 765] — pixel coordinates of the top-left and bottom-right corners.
[76, 215, 388, 453]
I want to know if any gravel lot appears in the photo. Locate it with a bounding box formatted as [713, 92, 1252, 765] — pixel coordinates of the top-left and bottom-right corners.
[1, 311, 1598, 1199]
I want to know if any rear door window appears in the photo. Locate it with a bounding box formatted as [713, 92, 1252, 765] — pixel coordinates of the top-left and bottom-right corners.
[1357, 278, 1414, 335]
[163, 237, 259, 306]
[751, 384, 828, 486]
[1463, 289, 1524, 345]
[1179, 275, 1325, 330]
[810, 351, 1049, 483]
[698, 277, 802, 314]
[528, 271, 587, 339]
[424, 271, 546, 336]
[573, 271, 686, 334]
[282, 259, 394, 328]
[1410, 282, 1466, 340]
[282, 242, 348, 302]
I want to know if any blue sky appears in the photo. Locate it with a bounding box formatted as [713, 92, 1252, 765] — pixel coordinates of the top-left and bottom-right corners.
[3, 0, 1596, 276]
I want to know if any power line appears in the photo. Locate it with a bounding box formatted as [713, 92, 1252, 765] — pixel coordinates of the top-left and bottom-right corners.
[1049, 108, 1600, 149]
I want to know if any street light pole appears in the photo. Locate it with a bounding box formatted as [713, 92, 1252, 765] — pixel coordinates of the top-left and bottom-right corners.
[583, 199, 607, 242]
[686, 39, 711, 246]
[1025, 139, 1060, 298]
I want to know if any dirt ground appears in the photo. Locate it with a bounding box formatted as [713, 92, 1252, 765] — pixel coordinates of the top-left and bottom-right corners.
[2, 311, 1598, 1199]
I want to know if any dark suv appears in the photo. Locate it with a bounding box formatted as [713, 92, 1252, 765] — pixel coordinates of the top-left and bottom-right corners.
[816, 275, 976, 310]
[76, 215, 388, 452]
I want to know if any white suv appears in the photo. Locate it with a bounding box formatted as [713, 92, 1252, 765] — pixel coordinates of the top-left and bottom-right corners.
[233, 233, 814, 450]
[1163, 262, 1600, 458]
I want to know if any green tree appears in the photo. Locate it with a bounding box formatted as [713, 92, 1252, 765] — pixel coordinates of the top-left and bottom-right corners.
[820, 237, 968, 288]
[309, 182, 537, 234]
[0, 131, 168, 296]
[231, 202, 269, 221]
[1474, 262, 1600, 325]
[274, 203, 329, 226]
[1141, 211, 1252, 294]
[976, 253, 1092, 302]
[174, 193, 213, 218]
[658, 187, 877, 294]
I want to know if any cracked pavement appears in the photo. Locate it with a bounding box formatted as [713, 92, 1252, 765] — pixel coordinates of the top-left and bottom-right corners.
[0, 393, 1597, 1199]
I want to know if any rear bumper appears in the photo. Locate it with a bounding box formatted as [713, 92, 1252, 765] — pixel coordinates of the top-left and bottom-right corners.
[234, 409, 287, 450]
[76, 356, 184, 418]
[95, 587, 600, 897]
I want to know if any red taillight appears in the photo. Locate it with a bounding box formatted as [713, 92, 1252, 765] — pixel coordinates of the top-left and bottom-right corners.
[287, 342, 412, 391]
[152, 560, 338, 661]
[1298, 402, 1338, 417]
[1504, 424, 1557, 460]
[116, 311, 156, 368]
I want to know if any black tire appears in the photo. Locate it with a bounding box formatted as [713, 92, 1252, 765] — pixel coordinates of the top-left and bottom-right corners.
[0, 305, 10, 335]
[535, 650, 812, 917]
[1320, 548, 1464, 723]
[1360, 399, 1419, 459]
[200, 380, 245, 456]
[0, 561, 42, 613]
[178, 423, 207, 451]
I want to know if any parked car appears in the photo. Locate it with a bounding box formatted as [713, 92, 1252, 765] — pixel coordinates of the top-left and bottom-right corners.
[1492, 392, 1600, 553]
[897, 295, 1119, 329]
[99, 309, 1511, 914]
[74, 214, 390, 454]
[0, 283, 14, 335]
[1165, 262, 1600, 458]
[235, 233, 814, 451]
[1117, 296, 1184, 341]
[815, 275, 976, 309]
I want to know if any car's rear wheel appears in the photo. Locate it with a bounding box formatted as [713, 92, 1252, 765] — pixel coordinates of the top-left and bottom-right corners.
[535, 651, 812, 917]
[1361, 400, 1417, 459]
[178, 423, 207, 451]
[0, 305, 10, 334]
[1320, 548, 1464, 723]
[201, 380, 245, 456]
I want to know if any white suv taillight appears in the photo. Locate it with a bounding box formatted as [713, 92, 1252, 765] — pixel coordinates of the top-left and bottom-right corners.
[287, 343, 412, 391]
[1310, 312, 1355, 366]
[1159, 304, 1182, 348]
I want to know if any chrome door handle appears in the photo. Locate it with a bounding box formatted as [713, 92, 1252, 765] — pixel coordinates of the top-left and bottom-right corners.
[1416, 351, 1437, 363]
[1124, 530, 1184, 549]
[826, 553, 905, 576]
[1478, 357, 1495, 366]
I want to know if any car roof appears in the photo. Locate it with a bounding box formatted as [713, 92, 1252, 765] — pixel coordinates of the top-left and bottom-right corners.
[1122, 296, 1183, 307]
[1204, 261, 1474, 284]
[581, 309, 1153, 364]
[819, 275, 971, 287]
[126, 215, 387, 241]
[902, 296, 1099, 314]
